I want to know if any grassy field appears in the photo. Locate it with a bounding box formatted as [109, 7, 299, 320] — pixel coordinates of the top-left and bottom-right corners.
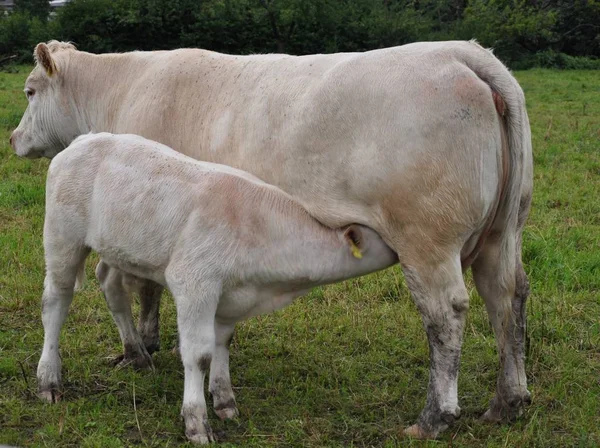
[0, 66, 598, 447]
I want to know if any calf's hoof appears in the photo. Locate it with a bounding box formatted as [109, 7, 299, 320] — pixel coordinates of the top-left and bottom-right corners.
[37, 361, 62, 403]
[481, 391, 532, 423]
[185, 420, 216, 445]
[120, 354, 154, 371]
[214, 404, 239, 420]
[38, 386, 62, 403]
[187, 433, 215, 445]
[111, 347, 154, 371]
[183, 407, 216, 445]
[144, 342, 160, 355]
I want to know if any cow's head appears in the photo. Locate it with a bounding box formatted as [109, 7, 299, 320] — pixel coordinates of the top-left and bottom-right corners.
[10, 42, 80, 158]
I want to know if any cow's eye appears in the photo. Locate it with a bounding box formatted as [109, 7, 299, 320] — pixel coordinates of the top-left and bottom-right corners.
[25, 88, 35, 99]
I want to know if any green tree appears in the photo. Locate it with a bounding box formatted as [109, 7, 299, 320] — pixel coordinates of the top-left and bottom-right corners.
[5, 0, 598, 68]
[14, 0, 50, 21]
[550, 0, 600, 57]
[459, 0, 557, 63]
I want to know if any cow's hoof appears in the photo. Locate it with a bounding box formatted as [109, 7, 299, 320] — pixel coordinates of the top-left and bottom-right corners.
[214, 405, 238, 420]
[403, 424, 432, 439]
[38, 386, 62, 403]
[405, 403, 460, 439]
[481, 392, 531, 423]
[480, 403, 525, 423]
[480, 408, 504, 423]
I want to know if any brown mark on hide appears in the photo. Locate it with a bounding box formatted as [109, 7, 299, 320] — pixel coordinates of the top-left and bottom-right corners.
[454, 75, 487, 105]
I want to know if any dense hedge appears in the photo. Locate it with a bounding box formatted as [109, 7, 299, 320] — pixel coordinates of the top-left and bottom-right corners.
[1, 0, 599, 69]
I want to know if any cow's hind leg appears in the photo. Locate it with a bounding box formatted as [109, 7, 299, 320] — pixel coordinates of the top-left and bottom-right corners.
[399, 249, 469, 439]
[96, 261, 154, 370]
[472, 230, 531, 422]
[137, 279, 164, 354]
[209, 321, 238, 419]
[37, 246, 89, 402]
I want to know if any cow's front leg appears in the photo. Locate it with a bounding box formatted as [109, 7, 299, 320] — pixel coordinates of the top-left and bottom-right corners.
[401, 255, 468, 439]
[137, 279, 164, 354]
[209, 321, 238, 419]
[96, 261, 153, 370]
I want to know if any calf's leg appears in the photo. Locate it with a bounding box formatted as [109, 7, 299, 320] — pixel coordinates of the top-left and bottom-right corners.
[38, 247, 89, 402]
[169, 277, 220, 444]
[209, 321, 238, 419]
[95, 261, 154, 370]
[137, 278, 164, 354]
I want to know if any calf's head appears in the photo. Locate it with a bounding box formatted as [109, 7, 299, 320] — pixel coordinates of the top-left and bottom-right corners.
[341, 225, 398, 273]
[10, 42, 80, 158]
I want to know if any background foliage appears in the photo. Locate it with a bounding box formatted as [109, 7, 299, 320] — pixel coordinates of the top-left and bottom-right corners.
[0, 0, 599, 68]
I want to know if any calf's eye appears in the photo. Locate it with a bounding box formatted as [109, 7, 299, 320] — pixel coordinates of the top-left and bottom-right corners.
[25, 88, 35, 99]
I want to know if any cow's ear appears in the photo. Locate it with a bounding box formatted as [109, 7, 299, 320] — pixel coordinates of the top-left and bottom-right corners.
[34, 43, 57, 77]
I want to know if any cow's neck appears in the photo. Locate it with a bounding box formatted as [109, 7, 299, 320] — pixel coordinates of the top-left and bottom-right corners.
[66, 51, 146, 134]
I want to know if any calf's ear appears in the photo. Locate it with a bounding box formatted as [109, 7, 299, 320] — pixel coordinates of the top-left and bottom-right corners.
[34, 43, 57, 77]
[343, 226, 364, 259]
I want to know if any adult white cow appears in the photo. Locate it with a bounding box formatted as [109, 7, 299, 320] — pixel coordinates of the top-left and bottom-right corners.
[11, 40, 533, 439]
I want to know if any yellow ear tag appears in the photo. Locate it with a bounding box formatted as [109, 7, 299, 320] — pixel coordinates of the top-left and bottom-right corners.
[350, 242, 363, 259]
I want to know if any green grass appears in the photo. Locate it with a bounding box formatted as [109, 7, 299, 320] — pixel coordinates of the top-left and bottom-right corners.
[1, 66, 599, 447]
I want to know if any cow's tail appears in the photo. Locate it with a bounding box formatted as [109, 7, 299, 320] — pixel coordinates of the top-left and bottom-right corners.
[458, 40, 531, 268]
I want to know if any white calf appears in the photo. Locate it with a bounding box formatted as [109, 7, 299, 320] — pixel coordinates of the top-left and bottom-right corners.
[39, 133, 397, 444]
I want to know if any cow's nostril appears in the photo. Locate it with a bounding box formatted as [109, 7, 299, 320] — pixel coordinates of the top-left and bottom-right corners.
[9, 134, 14, 147]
